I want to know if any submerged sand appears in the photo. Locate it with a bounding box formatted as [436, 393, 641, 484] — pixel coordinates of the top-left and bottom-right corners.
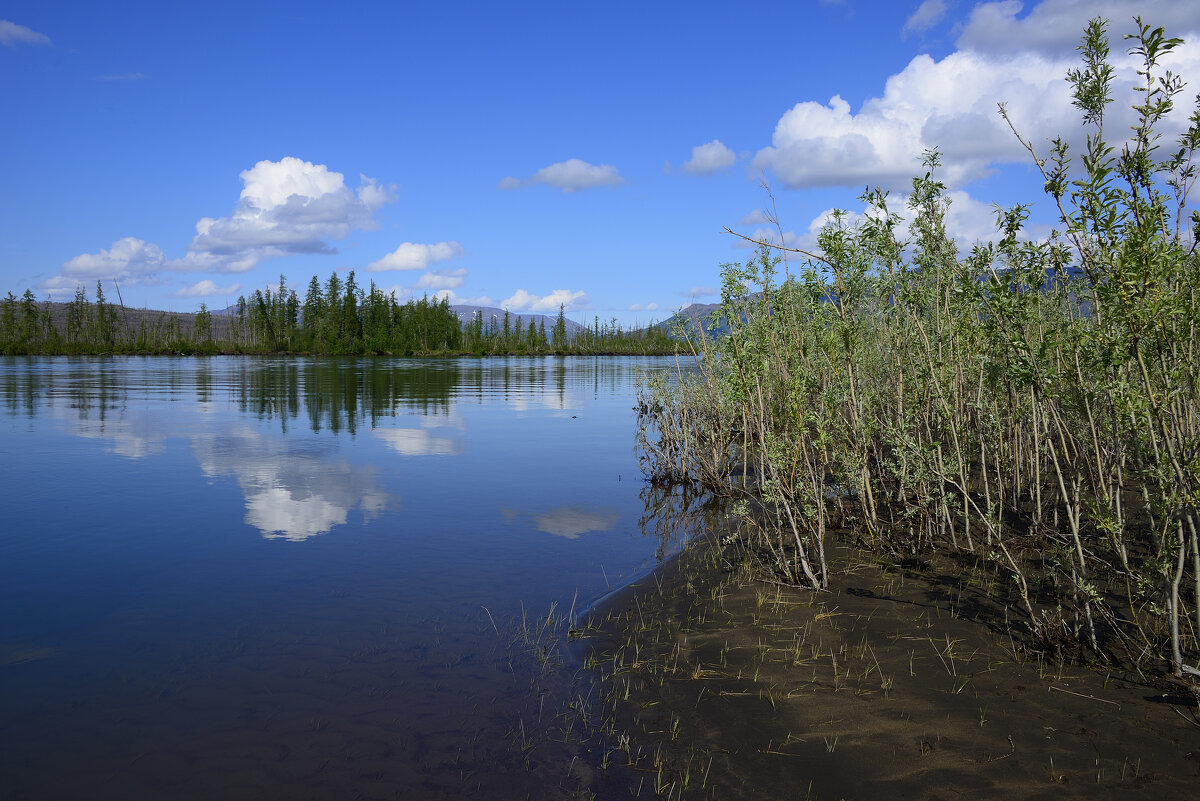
[580, 544, 1200, 800]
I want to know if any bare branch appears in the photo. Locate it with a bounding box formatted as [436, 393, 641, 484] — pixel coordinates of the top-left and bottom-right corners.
[720, 227, 834, 267]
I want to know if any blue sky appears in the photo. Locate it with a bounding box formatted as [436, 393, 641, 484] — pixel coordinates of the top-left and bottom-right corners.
[3, 1, 1199, 325]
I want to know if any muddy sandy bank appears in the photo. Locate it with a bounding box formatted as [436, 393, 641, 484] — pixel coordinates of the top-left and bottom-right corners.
[581, 543, 1200, 800]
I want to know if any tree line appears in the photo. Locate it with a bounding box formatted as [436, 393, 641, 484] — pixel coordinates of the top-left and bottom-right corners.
[0, 270, 678, 356]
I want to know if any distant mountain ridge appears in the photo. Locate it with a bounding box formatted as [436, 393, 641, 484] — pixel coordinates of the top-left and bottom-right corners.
[656, 301, 727, 337]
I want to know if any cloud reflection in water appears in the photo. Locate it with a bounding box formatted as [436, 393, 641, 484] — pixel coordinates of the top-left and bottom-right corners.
[191, 429, 388, 541]
[374, 427, 462, 456]
[49, 404, 169, 459]
[503, 506, 622, 540]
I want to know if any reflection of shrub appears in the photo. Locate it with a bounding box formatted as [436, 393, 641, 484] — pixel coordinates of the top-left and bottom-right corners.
[639, 18, 1200, 678]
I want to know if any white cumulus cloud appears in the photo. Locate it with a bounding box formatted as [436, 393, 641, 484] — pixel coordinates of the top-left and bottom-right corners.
[506, 158, 625, 192]
[367, 241, 464, 272]
[682, 286, 718, 298]
[187, 156, 391, 272]
[502, 288, 591, 312]
[628, 302, 660, 312]
[0, 20, 50, 46]
[753, 48, 1081, 190]
[59, 237, 168, 286]
[753, 1, 1200, 193]
[681, 140, 736, 175]
[50, 157, 396, 293]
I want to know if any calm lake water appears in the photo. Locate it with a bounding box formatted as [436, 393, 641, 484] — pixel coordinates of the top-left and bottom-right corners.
[0, 356, 697, 800]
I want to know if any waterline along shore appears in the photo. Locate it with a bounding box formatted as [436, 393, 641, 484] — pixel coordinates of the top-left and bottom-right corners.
[578, 536, 1200, 799]
[567, 17, 1200, 800]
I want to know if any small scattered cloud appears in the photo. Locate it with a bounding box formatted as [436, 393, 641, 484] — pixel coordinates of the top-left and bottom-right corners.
[0, 20, 50, 47]
[39, 276, 83, 297]
[502, 288, 591, 312]
[367, 241, 463, 272]
[628, 302, 660, 312]
[431, 289, 494, 306]
[411, 267, 468, 291]
[56, 237, 168, 289]
[95, 72, 146, 82]
[681, 140, 736, 175]
[738, 209, 772, 226]
[902, 0, 948, 37]
[530, 159, 624, 192]
[47, 157, 396, 292]
[503, 158, 625, 193]
[175, 279, 241, 298]
[682, 286, 718, 298]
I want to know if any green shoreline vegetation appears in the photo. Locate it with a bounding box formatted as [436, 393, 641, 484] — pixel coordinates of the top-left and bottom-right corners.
[542, 17, 1200, 799]
[636, 16, 1200, 682]
[0, 274, 679, 357]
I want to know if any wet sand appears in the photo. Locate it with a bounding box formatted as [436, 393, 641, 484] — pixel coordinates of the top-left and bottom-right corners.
[582, 543, 1200, 800]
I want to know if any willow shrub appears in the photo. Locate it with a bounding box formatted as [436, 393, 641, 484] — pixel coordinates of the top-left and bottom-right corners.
[638, 18, 1200, 677]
